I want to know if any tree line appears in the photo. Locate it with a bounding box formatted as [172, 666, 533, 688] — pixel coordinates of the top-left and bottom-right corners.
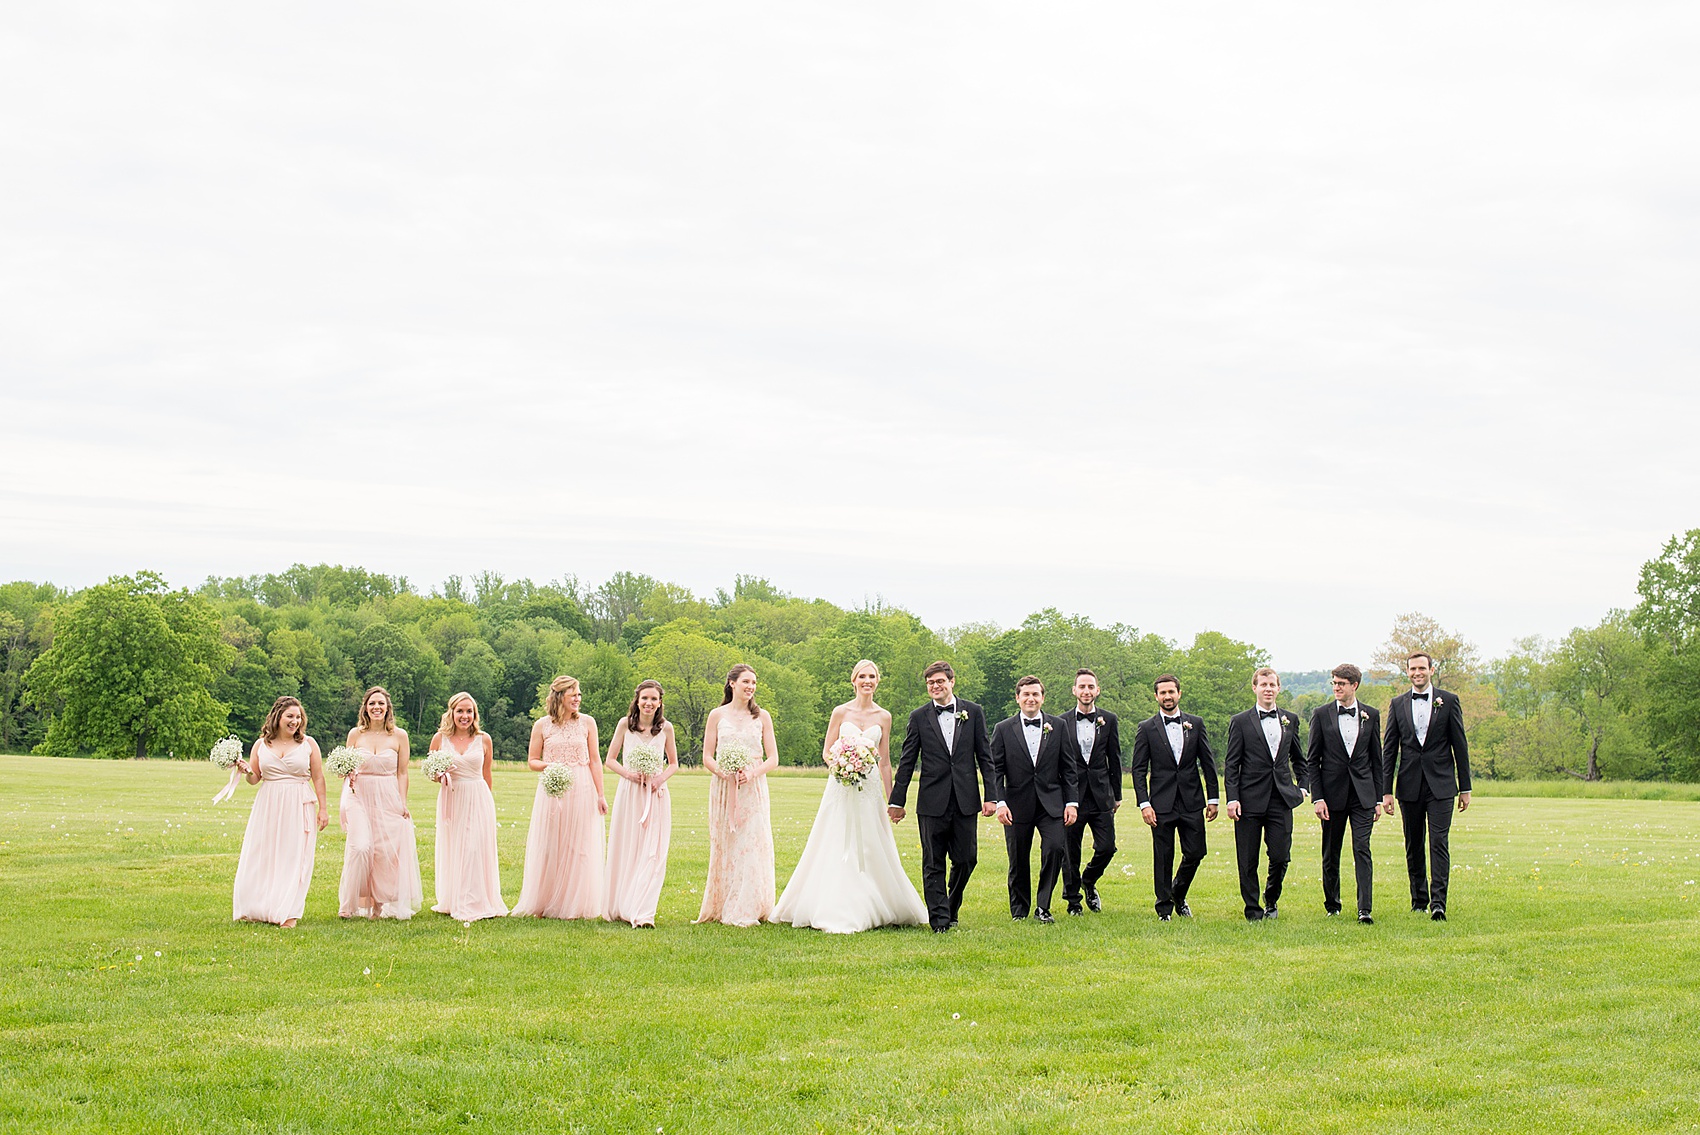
[4, 529, 1698, 780]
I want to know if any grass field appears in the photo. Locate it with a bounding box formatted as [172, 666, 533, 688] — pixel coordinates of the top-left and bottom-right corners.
[3, 755, 1698, 1134]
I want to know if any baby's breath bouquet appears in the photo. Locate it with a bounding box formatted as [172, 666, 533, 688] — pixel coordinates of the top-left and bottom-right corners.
[324, 746, 364, 779]
[540, 762, 574, 797]
[423, 750, 454, 783]
[209, 736, 244, 770]
[627, 745, 665, 778]
[715, 743, 752, 776]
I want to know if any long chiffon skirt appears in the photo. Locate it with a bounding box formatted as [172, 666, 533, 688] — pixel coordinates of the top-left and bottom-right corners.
[432, 777, 508, 921]
[695, 775, 775, 927]
[232, 779, 319, 924]
[605, 778, 670, 926]
[775, 777, 928, 933]
[337, 778, 423, 919]
[513, 772, 606, 919]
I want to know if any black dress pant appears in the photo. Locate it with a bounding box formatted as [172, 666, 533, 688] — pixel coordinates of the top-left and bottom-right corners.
[1005, 813, 1070, 916]
[1234, 807, 1292, 918]
[1151, 810, 1207, 916]
[1400, 784, 1454, 911]
[917, 808, 978, 929]
[1319, 803, 1376, 914]
[1064, 806, 1117, 902]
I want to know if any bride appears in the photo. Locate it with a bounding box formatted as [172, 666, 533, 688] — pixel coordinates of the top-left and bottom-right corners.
[774, 660, 929, 932]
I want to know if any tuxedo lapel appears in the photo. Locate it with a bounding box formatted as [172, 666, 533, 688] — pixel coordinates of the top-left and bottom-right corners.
[927, 703, 950, 755]
[1325, 707, 1346, 760]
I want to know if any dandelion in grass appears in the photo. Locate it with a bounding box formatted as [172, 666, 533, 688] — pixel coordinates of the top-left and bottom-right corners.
[423, 750, 454, 783]
[541, 763, 574, 797]
[209, 736, 243, 769]
[825, 735, 877, 790]
[324, 746, 364, 780]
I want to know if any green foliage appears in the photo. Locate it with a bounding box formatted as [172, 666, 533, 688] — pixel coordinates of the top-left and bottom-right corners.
[1174, 630, 1270, 753]
[24, 572, 232, 758]
[0, 581, 64, 752]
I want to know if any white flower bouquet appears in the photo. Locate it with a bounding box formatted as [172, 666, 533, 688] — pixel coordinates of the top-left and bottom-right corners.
[825, 735, 877, 790]
[716, 743, 752, 775]
[627, 746, 665, 778]
[423, 750, 454, 783]
[324, 746, 364, 780]
[209, 736, 244, 770]
[541, 763, 574, 797]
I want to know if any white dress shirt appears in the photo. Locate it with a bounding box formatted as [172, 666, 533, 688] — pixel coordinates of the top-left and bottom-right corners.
[1075, 709, 1096, 765]
[1258, 706, 1282, 758]
[1337, 701, 1360, 754]
[1020, 713, 1043, 763]
[935, 700, 957, 750]
[1411, 689, 1431, 745]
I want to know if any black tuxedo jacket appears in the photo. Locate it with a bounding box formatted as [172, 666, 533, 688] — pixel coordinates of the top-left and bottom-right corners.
[1130, 712, 1218, 821]
[891, 699, 996, 818]
[1305, 703, 1384, 811]
[1057, 707, 1123, 812]
[1381, 688, 1471, 801]
[1224, 707, 1307, 815]
[990, 713, 1078, 824]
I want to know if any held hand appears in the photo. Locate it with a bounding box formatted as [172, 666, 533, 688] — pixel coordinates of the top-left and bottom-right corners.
[980, 801, 997, 818]
[1205, 803, 1219, 822]
[1226, 802, 1242, 821]
[1314, 800, 1330, 822]
[995, 803, 1013, 827]
[1141, 806, 1157, 828]
[1063, 805, 1078, 827]
[1458, 792, 1471, 813]
[235, 759, 252, 776]
[1382, 794, 1396, 816]
[887, 805, 905, 824]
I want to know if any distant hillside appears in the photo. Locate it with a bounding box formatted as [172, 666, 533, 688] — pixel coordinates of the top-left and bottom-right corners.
[1279, 669, 1334, 697]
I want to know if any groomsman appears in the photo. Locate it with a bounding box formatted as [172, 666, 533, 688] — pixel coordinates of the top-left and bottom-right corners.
[990, 676, 1080, 922]
[889, 661, 998, 933]
[1224, 668, 1308, 921]
[1305, 664, 1384, 924]
[1382, 651, 1471, 920]
[1059, 669, 1122, 913]
[1130, 674, 1218, 921]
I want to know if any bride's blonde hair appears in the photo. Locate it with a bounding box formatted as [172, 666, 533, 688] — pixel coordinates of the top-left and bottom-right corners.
[851, 659, 880, 683]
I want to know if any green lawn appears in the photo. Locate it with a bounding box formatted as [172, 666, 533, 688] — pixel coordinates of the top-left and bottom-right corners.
[2, 755, 1697, 1134]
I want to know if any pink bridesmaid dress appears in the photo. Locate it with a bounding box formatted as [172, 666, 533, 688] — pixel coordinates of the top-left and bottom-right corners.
[513, 717, 606, 919]
[232, 737, 321, 924]
[337, 747, 424, 919]
[431, 736, 508, 921]
[695, 712, 775, 927]
[605, 729, 671, 927]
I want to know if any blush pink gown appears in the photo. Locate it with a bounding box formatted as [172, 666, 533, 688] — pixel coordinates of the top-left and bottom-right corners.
[695, 712, 775, 927]
[513, 717, 606, 919]
[337, 746, 424, 919]
[605, 729, 671, 927]
[431, 736, 508, 921]
[232, 736, 321, 924]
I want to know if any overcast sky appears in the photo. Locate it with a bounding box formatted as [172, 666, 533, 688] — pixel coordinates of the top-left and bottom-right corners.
[3, 3, 1697, 670]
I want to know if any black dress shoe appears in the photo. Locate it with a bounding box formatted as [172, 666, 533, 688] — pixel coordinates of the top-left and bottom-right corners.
[1176, 902, 1192, 918]
[1326, 909, 1340, 917]
[1011, 913, 1027, 920]
[1264, 906, 1278, 920]
[1358, 912, 1374, 925]
[1431, 907, 1446, 922]
[1245, 910, 1265, 922]
[1035, 909, 1055, 924]
[932, 925, 950, 934]
[1067, 904, 1083, 916]
[948, 919, 958, 929]
[1158, 913, 1172, 922]
[1084, 884, 1101, 912]
[1412, 903, 1428, 913]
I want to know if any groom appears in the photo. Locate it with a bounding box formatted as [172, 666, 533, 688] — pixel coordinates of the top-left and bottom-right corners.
[889, 661, 997, 933]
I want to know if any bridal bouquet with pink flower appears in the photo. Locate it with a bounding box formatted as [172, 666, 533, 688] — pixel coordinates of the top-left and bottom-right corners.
[825, 735, 877, 790]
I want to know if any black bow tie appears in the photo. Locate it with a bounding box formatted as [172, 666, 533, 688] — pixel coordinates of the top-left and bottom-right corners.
[1338, 705, 1357, 716]
[1162, 716, 1182, 727]
[1411, 692, 1430, 701]
[935, 703, 955, 715]
[1259, 709, 1280, 720]
[1023, 717, 1043, 729]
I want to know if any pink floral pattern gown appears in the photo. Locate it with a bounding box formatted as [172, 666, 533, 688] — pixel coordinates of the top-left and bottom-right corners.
[232, 736, 321, 924]
[605, 728, 671, 926]
[513, 716, 606, 919]
[695, 711, 775, 927]
[337, 745, 424, 919]
[431, 735, 508, 921]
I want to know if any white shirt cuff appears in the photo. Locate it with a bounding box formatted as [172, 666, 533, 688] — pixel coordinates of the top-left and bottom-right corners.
[1208, 798, 1219, 806]
[1137, 800, 1151, 810]
[1065, 801, 1078, 808]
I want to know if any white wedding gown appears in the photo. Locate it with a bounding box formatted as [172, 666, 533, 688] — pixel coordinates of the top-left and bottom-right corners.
[774, 723, 930, 933]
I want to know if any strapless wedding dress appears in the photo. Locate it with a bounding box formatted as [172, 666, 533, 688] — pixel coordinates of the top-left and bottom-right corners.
[773, 723, 928, 933]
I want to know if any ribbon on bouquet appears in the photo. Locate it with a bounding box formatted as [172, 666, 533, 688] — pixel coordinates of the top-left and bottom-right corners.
[637, 781, 654, 826]
[211, 766, 242, 805]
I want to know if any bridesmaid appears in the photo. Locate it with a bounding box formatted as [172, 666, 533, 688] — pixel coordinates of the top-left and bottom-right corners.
[695, 663, 779, 927]
[428, 691, 508, 921]
[513, 675, 609, 919]
[337, 686, 424, 919]
[605, 679, 680, 927]
[232, 696, 328, 927]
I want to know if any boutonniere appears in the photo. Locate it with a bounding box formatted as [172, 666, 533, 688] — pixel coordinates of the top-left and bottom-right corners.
[1182, 721, 1193, 731]
[1359, 711, 1369, 723]
[1041, 723, 1052, 736]
[1432, 697, 1444, 709]
[956, 710, 968, 722]
[1095, 716, 1106, 727]
[1283, 715, 1294, 728]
